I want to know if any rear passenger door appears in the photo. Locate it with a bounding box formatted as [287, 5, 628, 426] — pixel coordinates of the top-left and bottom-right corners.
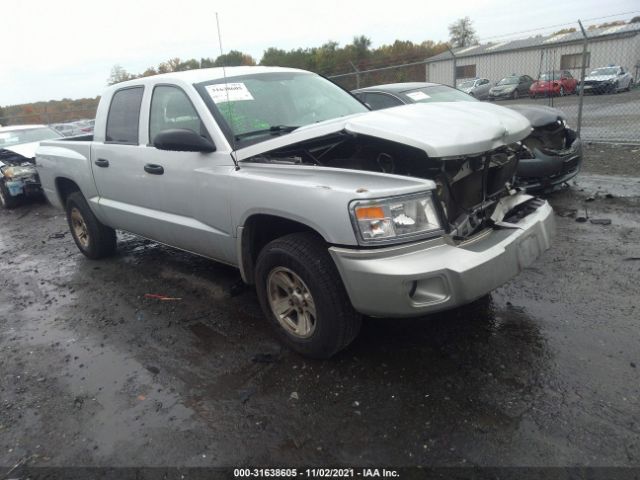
[91, 86, 165, 240]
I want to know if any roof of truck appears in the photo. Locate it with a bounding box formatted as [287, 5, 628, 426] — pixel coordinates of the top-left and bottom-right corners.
[115, 66, 306, 88]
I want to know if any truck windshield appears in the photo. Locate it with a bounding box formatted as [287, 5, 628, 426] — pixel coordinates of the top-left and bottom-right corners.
[197, 72, 368, 146]
[0, 127, 61, 148]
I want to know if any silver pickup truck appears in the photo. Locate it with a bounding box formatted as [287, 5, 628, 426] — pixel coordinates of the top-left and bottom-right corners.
[36, 66, 555, 358]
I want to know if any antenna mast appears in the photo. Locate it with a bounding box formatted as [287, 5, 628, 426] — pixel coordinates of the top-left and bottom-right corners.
[215, 12, 239, 169]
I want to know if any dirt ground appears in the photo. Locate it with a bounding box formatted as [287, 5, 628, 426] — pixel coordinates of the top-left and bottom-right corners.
[0, 144, 638, 469]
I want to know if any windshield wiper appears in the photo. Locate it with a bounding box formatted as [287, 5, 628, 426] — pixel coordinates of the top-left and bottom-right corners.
[235, 125, 299, 140]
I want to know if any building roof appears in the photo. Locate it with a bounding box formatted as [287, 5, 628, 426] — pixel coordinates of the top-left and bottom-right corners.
[426, 22, 640, 63]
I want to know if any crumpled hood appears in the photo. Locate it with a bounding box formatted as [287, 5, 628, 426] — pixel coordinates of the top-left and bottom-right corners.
[0, 141, 39, 159]
[506, 104, 565, 127]
[237, 102, 531, 159]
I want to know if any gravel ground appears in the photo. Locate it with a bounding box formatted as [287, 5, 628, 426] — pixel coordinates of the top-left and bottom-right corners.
[0, 145, 638, 469]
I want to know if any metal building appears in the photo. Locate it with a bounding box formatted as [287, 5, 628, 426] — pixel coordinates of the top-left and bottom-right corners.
[425, 23, 640, 86]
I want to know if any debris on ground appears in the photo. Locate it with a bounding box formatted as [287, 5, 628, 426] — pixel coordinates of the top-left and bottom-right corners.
[48, 232, 67, 239]
[144, 294, 182, 301]
[290, 392, 299, 400]
[590, 219, 612, 225]
[252, 353, 279, 364]
[146, 366, 160, 375]
[228, 280, 247, 297]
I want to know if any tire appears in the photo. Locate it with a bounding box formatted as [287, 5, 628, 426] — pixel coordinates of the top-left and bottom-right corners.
[0, 179, 22, 209]
[255, 232, 362, 358]
[65, 191, 116, 259]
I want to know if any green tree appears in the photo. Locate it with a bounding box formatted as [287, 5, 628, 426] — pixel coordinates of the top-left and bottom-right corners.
[448, 17, 478, 48]
[107, 64, 135, 85]
[214, 50, 256, 67]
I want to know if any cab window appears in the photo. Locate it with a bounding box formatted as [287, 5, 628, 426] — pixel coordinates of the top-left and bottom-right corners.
[149, 85, 206, 145]
[106, 87, 144, 144]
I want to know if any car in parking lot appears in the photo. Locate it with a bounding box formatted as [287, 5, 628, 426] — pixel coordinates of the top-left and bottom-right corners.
[457, 78, 492, 99]
[352, 82, 582, 191]
[488, 74, 535, 100]
[530, 70, 578, 98]
[580, 65, 634, 94]
[0, 125, 62, 208]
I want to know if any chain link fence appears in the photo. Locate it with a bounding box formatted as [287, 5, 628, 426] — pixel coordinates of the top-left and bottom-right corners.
[2, 19, 638, 144]
[329, 19, 640, 144]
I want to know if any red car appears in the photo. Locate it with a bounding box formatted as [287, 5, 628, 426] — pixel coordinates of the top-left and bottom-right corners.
[530, 70, 578, 98]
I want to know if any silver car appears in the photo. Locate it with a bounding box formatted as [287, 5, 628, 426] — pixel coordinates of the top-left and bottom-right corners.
[457, 78, 492, 100]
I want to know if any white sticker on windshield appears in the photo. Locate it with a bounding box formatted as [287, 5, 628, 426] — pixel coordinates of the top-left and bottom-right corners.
[406, 91, 430, 101]
[205, 83, 254, 104]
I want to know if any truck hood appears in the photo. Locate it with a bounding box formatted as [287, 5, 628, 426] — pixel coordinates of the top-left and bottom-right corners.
[237, 102, 531, 160]
[0, 141, 39, 159]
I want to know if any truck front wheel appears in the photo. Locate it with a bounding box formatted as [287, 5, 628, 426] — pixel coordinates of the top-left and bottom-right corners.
[65, 191, 116, 259]
[255, 232, 361, 358]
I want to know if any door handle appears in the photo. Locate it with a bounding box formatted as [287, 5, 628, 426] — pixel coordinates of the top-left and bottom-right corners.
[144, 164, 164, 175]
[94, 158, 109, 168]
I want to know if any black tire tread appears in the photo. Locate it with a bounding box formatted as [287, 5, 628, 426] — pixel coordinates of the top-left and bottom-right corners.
[255, 232, 361, 358]
[66, 191, 116, 259]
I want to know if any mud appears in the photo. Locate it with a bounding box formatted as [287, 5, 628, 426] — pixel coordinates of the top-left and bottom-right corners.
[0, 151, 639, 467]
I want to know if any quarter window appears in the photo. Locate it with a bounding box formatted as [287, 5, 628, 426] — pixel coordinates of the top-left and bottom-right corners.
[149, 85, 206, 144]
[106, 87, 144, 144]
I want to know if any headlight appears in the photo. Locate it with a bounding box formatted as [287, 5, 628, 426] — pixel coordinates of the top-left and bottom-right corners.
[2, 166, 34, 179]
[349, 192, 442, 245]
[607, 78, 617, 83]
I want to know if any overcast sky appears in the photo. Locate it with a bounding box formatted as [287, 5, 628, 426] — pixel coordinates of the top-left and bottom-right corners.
[2, 0, 638, 106]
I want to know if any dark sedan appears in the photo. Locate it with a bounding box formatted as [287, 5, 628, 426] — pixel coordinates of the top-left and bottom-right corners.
[352, 82, 582, 191]
[488, 74, 535, 100]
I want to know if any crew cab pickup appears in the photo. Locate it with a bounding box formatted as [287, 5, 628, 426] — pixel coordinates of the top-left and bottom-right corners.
[36, 66, 555, 358]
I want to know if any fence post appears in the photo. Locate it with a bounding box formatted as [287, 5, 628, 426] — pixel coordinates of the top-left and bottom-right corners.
[349, 61, 361, 89]
[576, 20, 588, 138]
[447, 46, 457, 87]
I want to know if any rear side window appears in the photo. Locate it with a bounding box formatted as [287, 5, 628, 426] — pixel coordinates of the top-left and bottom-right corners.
[106, 87, 144, 144]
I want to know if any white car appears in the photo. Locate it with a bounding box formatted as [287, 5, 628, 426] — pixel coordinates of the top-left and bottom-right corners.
[0, 125, 62, 208]
[457, 78, 492, 100]
[580, 65, 634, 94]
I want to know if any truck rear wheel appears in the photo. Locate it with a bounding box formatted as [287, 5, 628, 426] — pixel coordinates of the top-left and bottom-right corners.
[0, 179, 21, 209]
[255, 232, 361, 358]
[65, 191, 116, 259]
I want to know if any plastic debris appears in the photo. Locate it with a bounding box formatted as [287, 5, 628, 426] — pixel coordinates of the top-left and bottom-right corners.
[144, 294, 182, 301]
[290, 391, 299, 400]
[590, 219, 611, 225]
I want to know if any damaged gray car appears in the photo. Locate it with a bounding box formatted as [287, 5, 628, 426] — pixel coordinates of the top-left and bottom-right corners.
[352, 82, 582, 191]
[0, 125, 62, 209]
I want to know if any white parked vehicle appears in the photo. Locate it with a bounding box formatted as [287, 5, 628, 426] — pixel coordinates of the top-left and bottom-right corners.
[457, 78, 492, 100]
[36, 67, 554, 358]
[580, 65, 634, 94]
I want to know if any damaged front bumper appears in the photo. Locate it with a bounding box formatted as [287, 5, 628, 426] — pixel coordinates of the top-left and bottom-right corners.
[516, 131, 582, 191]
[329, 195, 554, 317]
[1, 166, 42, 198]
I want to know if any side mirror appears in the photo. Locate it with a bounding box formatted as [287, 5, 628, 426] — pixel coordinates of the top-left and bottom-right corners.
[153, 129, 216, 153]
